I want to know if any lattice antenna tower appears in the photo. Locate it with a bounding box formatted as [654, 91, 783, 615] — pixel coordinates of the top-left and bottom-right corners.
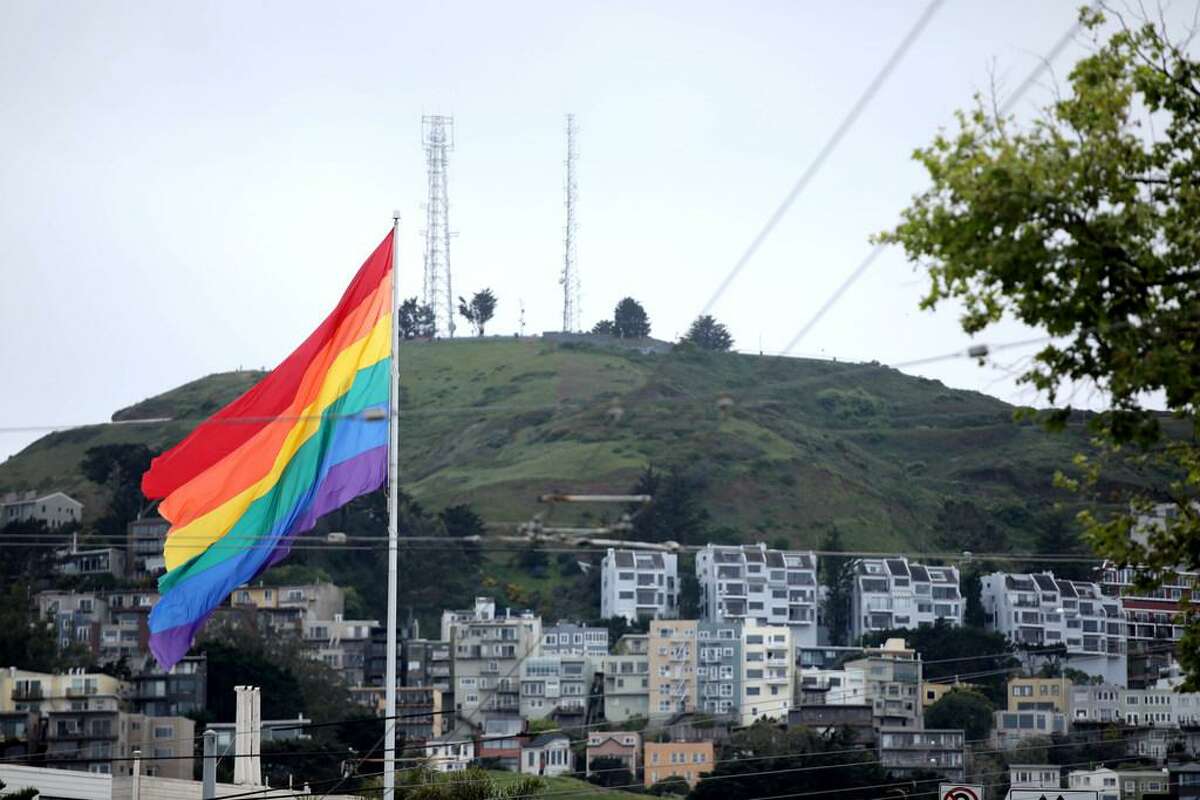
[421, 115, 456, 337]
[560, 113, 581, 332]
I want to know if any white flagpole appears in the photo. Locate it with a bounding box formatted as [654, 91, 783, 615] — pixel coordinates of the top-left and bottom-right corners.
[383, 211, 402, 798]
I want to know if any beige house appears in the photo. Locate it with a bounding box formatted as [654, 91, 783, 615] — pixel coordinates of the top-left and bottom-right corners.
[1, 491, 82, 528]
[1008, 676, 1072, 713]
[649, 620, 698, 717]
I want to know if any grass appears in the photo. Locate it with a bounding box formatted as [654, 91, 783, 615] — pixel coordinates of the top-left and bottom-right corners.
[487, 770, 646, 798]
[0, 337, 1156, 561]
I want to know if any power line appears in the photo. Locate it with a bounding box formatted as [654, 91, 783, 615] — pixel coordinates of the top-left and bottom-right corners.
[699, 0, 946, 318]
[782, 6, 1094, 355]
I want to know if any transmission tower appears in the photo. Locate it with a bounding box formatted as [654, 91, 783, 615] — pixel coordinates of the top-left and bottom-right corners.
[421, 115, 455, 337]
[560, 114, 581, 332]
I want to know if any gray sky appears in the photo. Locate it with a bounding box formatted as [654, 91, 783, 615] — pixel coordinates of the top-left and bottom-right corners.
[0, 1, 1183, 462]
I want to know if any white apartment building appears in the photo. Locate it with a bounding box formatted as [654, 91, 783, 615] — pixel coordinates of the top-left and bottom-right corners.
[1, 491, 82, 528]
[445, 597, 542, 732]
[600, 550, 679, 623]
[542, 623, 609, 657]
[739, 621, 793, 724]
[981, 572, 1127, 684]
[849, 557, 962, 643]
[796, 667, 868, 706]
[1010, 765, 1061, 789]
[1070, 683, 1200, 727]
[519, 655, 594, 720]
[695, 543, 818, 647]
[1069, 768, 1121, 800]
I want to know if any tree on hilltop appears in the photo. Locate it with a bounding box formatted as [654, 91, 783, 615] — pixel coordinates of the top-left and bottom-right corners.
[457, 289, 497, 337]
[612, 297, 651, 339]
[683, 315, 734, 351]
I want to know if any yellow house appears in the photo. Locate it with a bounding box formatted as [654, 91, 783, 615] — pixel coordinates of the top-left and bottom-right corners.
[1007, 676, 1072, 714]
[644, 741, 714, 788]
[0, 668, 126, 713]
[922, 681, 983, 708]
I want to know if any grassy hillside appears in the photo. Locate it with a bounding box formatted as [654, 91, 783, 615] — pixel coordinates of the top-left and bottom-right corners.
[0, 337, 1151, 553]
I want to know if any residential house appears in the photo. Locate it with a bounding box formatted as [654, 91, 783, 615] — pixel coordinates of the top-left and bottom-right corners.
[1069, 767, 1122, 800]
[644, 741, 714, 788]
[599, 654, 649, 723]
[56, 548, 126, 579]
[424, 737, 475, 773]
[1010, 765, 1061, 789]
[993, 710, 1069, 749]
[44, 710, 194, 778]
[444, 598, 541, 733]
[230, 582, 345, 636]
[1, 491, 82, 528]
[519, 654, 594, 721]
[798, 668, 867, 706]
[843, 638, 923, 729]
[1071, 684, 1200, 727]
[127, 654, 207, 718]
[649, 620, 698, 717]
[521, 733, 572, 777]
[126, 514, 169, 580]
[739, 621, 792, 724]
[696, 621, 740, 718]
[788, 705, 875, 744]
[849, 558, 962, 642]
[542, 623, 609, 657]
[878, 728, 965, 783]
[922, 681, 982, 709]
[1167, 763, 1200, 800]
[1117, 768, 1173, 800]
[695, 544, 818, 647]
[1008, 677, 1073, 714]
[303, 615, 377, 687]
[981, 571, 1126, 685]
[601, 549, 679, 623]
[586, 731, 641, 778]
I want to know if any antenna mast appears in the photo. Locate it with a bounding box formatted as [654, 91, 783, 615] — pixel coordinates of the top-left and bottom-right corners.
[422, 115, 456, 337]
[560, 114, 580, 332]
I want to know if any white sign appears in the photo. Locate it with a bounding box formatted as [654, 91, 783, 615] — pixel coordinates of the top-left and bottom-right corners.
[1008, 791, 1099, 800]
[942, 784, 985, 800]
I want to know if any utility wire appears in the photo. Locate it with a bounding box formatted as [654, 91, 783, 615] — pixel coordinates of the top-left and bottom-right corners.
[782, 6, 1094, 355]
[699, 0, 946, 318]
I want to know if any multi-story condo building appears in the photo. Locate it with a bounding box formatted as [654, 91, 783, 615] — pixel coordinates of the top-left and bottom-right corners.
[446, 597, 541, 732]
[1070, 683, 1200, 727]
[127, 654, 207, 718]
[399, 638, 453, 695]
[695, 544, 818, 647]
[1, 490, 82, 528]
[601, 549, 679, 623]
[614, 634, 649, 655]
[231, 582, 346, 635]
[1007, 676, 1072, 714]
[696, 622, 741, 718]
[541, 623, 609, 657]
[796, 667, 867, 706]
[649, 620, 698, 717]
[739, 621, 792, 724]
[519, 655, 594, 720]
[126, 514, 169, 579]
[849, 558, 962, 643]
[843, 638, 923, 729]
[303, 615, 378, 687]
[981, 571, 1127, 684]
[599, 654, 650, 723]
[879, 728, 965, 783]
[36, 590, 159, 662]
[395, 686, 444, 742]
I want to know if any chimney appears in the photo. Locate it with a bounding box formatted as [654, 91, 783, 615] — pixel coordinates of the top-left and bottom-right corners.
[233, 686, 262, 786]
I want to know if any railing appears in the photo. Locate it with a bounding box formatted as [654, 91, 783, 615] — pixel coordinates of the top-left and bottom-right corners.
[11, 687, 44, 701]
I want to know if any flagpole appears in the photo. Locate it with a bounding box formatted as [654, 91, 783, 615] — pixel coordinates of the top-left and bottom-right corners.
[383, 211, 401, 799]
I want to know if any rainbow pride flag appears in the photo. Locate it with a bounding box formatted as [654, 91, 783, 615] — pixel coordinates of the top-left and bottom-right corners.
[143, 231, 394, 670]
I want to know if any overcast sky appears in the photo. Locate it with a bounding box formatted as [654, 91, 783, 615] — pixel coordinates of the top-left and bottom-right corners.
[0, 1, 1187, 462]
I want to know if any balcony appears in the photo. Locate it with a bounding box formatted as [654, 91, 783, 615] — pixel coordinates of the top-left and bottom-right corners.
[11, 687, 44, 701]
[66, 687, 100, 698]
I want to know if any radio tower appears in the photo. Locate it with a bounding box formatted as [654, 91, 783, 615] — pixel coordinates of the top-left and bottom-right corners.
[560, 114, 580, 332]
[422, 115, 455, 337]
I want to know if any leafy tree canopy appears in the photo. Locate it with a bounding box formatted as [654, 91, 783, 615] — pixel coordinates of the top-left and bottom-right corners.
[863, 621, 1018, 705]
[878, 8, 1200, 684]
[82, 443, 156, 535]
[612, 297, 651, 339]
[925, 689, 994, 741]
[458, 289, 497, 337]
[629, 464, 710, 544]
[683, 315, 734, 351]
[397, 297, 436, 339]
[591, 319, 615, 335]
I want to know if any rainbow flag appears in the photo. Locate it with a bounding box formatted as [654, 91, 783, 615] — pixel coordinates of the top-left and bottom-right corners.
[143, 231, 394, 670]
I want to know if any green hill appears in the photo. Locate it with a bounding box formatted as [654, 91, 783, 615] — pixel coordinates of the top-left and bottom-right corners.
[0, 337, 1155, 553]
